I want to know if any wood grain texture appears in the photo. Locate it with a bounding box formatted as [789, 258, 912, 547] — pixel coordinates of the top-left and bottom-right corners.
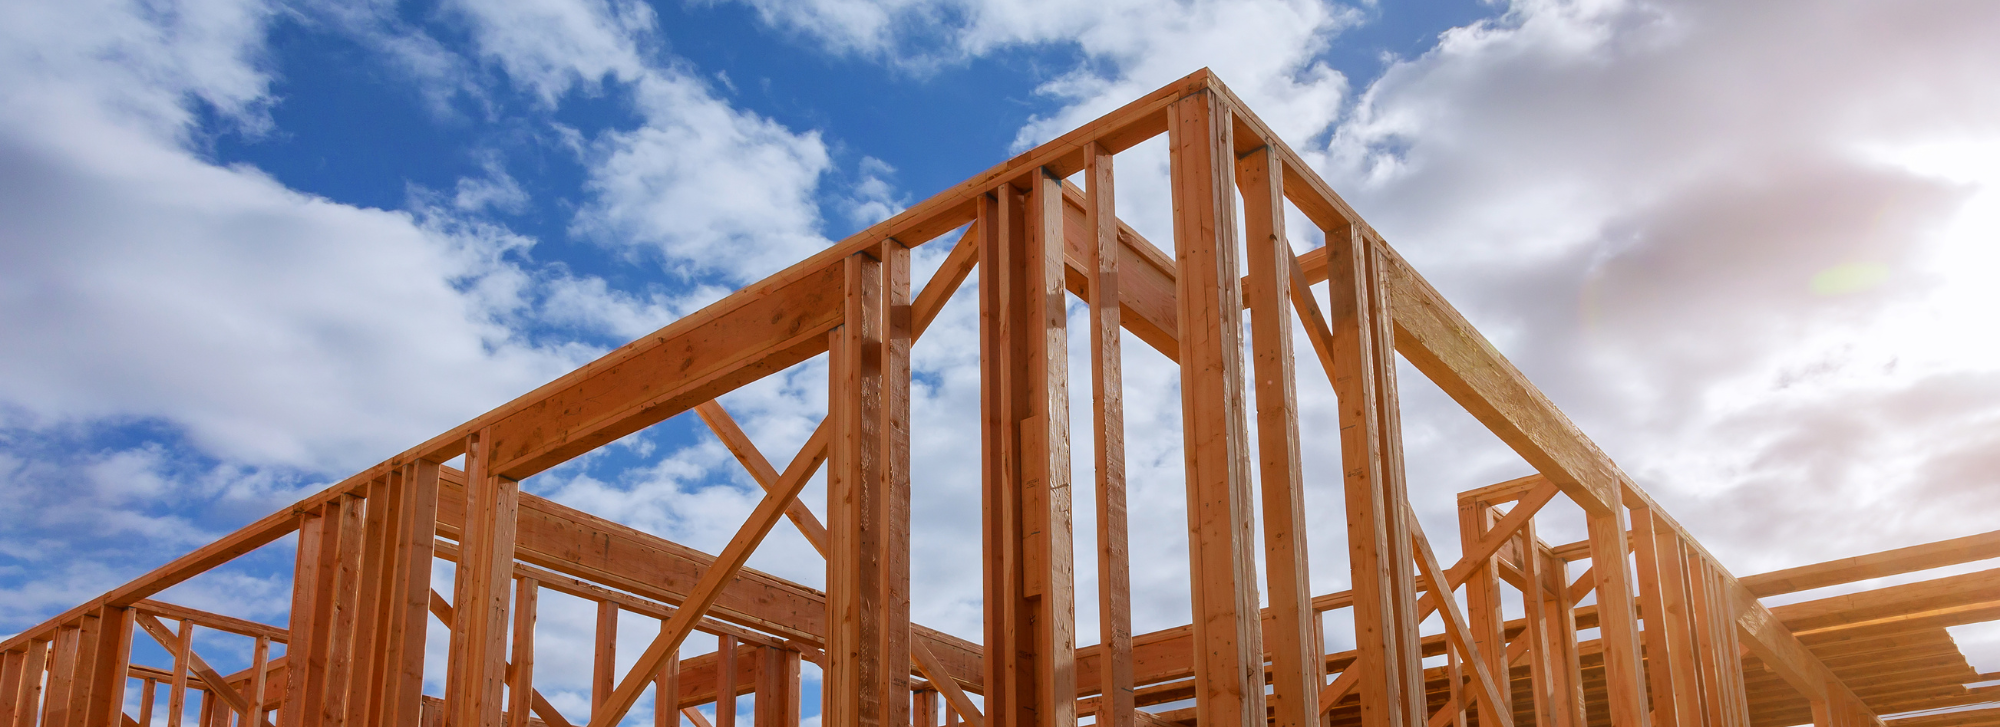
[1238, 143, 1321, 727]
[0, 649, 23, 727]
[1323, 220, 1423, 727]
[714, 636, 735, 727]
[824, 242, 914, 727]
[752, 647, 798, 727]
[1744, 530, 2000, 598]
[1083, 141, 1135, 727]
[82, 607, 131, 727]
[1168, 90, 1265, 727]
[1586, 505, 1650, 727]
[978, 172, 1075, 727]
[593, 601, 617, 717]
[695, 401, 830, 557]
[1629, 507, 1684, 727]
[449, 430, 521, 727]
[1454, 503, 1509, 724]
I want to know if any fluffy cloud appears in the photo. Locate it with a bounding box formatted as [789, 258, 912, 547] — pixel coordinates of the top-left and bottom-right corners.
[1311, 0, 2000, 573]
[449, 0, 840, 284]
[0, 0, 625, 637]
[572, 75, 834, 282]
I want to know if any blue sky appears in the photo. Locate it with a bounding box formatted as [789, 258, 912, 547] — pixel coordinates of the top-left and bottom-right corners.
[5, 0, 2000, 723]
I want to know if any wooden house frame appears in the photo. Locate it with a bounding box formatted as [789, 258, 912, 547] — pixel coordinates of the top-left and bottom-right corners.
[2, 68, 1996, 727]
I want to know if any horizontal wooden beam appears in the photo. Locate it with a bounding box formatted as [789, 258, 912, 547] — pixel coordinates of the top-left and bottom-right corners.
[433, 467, 988, 693]
[1743, 529, 2000, 598]
[1771, 566, 2000, 633]
[430, 539, 786, 650]
[1454, 474, 1550, 506]
[486, 264, 843, 479]
[1798, 600, 2000, 645]
[135, 601, 288, 644]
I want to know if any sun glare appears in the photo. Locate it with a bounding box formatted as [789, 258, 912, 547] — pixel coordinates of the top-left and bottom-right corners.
[1860, 140, 2000, 372]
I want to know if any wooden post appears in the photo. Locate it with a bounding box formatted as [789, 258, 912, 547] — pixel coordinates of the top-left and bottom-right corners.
[381, 460, 440, 726]
[1326, 219, 1424, 727]
[507, 579, 538, 727]
[288, 497, 359, 727]
[82, 605, 132, 727]
[594, 602, 617, 718]
[826, 239, 913, 727]
[1810, 698, 1834, 727]
[1588, 504, 1650, 727]
[1700, 563, 1736, 727]
[1083, 141, 1135, 727]
[14, 640, 48, 727]
[446, 430, 520, 727]
[1687, 552, 1724, 727]
[66, 609, 103, 725]
[977, 172, 1074, 727]
[5, 642, 43, 727]
[346, 476, 394, 726]
[1167, 87, 1265, 727]
[912, 689, 936, 727]
[1459, 503, 1510, 720]
[1444, 648, 1464, 727]
[137, 680, 156, 727]
[323, 493, 366, 726]
[1711, 566, 1751, 727]
[1, 650, 26, 727]
[167, 620, 193, 727]
[655, 641, 680, 727]
[1540, 548, 1586, 727]
[1651, 536, 1697, 727]
[248, 637, 271, 727]
[42, 623, 79, 727]
[1516, 521, 1555, 727]
[1630, 506, 1683, 727]
[49, 626, 76, 727]
[753, 648, 798, 727]
[284, 504, 335, 727]
[716, 637, 737, 727]
[1238, 142, 1321, 727]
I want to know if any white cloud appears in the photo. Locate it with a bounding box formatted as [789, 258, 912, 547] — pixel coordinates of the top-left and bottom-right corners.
[535, 273, 715, 340]
[0, 123, 577, 468]
[839, 156, 904, 227]
[0, 0, 675, 632]
[0, 0, 276, 140]
[446, 0, 656, 106]
[573, 73, 834, 282]
[1310, 0, 2000, 568]
[0, 0, 871, 642]
[453, 150, 531, 214]
[450, 0, 842, 284]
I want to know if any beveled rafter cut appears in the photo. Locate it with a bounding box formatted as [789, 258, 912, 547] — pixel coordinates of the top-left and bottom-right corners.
[4, 69, 1995, 727]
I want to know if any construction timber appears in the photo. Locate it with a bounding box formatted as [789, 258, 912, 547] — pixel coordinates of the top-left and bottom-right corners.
[2, 69, 1995, 727]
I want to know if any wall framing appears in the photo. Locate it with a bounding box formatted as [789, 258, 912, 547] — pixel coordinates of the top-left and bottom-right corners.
[2, 69, 1993, 727]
